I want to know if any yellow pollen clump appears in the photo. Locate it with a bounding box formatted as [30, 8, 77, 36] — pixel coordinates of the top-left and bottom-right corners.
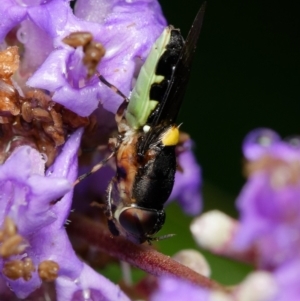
[38, 260, 59, 282]
[161, 126, 180, 146]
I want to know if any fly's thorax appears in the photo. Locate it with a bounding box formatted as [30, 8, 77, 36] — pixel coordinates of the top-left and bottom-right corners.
[137, 123, 180, 154]
[117, 119, 131, 136]
[115, 129, 140, 204]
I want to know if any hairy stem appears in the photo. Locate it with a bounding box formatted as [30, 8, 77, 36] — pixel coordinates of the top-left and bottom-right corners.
[68, 213, 227, 292]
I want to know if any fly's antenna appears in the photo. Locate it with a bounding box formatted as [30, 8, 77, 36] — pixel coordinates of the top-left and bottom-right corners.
[147, 233, 176, 244]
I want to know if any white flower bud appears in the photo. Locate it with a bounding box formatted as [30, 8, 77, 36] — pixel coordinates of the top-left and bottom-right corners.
[190, 210, 237, 251]
[234, 271, 278, 301]
[172, 249, 211, 277]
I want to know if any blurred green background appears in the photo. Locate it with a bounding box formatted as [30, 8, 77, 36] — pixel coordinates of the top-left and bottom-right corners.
[156, 0, 299, 285]
[102, 0, 299, 286]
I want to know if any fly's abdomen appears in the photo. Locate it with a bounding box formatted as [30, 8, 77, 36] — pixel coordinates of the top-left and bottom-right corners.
[132, 145, 176, 209]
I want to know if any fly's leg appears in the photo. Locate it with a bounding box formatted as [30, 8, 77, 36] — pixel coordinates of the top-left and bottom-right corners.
[74, 135, 120, 186]
[89, 177, 119, 236]
[105, 179, 114, 220]
[73, 151, 115, 186]
[98, 75, 129, 126]
[105, 178, 120, 236]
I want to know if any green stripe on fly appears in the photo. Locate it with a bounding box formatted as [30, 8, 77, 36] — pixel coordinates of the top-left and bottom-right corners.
[125, 26, 182, 130]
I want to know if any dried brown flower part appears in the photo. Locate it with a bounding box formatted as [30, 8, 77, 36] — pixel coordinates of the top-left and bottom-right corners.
[83, 41, 105, 78]
[3, 258, 35, 281]
[22, 258, 36, 281]
[0, 47, 20, 118]
[0, 79, 20, 117]
[54, 103, 91, 130]
[38, 260, 59, 282]
[24, 89, 65, 147]
[63, 31, 105, 78]
[0, 46, 19, 79]
[1, 216, 17, 238]
[0, 235, 26, 258]
[0, 46, 95, 167]
[62, 31, 93, 48]
[0, 217, 27, 259]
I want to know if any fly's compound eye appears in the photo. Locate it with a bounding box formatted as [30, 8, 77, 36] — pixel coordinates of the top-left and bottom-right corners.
[118, 207, 165, 241]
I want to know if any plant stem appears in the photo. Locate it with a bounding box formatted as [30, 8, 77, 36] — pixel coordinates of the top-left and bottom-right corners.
[68, 213, 227, 292]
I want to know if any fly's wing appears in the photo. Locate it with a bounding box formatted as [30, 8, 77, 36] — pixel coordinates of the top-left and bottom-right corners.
[151, 2, 206, 126]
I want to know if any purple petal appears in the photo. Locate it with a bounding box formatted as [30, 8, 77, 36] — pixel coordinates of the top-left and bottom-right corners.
[243, 128, 281, 161]
[273, 260, 300, 301]
[18, 19, 53, 78]
[0, 129, 83, 298]
[234, 129, 300, 269]
[27, 48, 70, 91]
[169, 140, 202, 215]
[27, 45, 100, 116]
[94, 0, 167, 113]
[47, 128, 83, 180]
[0, 0, 27, 41]
[27, 0, 74, 38]
[28, 0, 101, 39]
[0, 145, 43, 182]
[151, 277, 209, 301]
[56, 264, 130, 301]
[53, 83, 101, 116]
[29, 226, 83, 279]
[47, 128, 84, 223]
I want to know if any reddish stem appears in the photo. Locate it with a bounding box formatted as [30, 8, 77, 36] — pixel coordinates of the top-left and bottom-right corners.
[68, 213, 227, 292]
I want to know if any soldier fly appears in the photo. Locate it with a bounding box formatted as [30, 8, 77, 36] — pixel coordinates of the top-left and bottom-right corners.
[76, 3, 206, 244]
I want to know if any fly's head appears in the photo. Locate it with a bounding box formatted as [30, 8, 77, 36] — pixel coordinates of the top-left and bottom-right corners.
[114, 205, 166, 244]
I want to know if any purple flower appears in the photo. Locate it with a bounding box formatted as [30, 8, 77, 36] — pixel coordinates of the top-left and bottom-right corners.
[0, 129, 80, 298]
[234, 128, 300, 269]
[151, 277, 210, 301]
[56, 264, 129, 301]
[272, 259, 300, 301]
[0, 0, 93, 41]
[1, 0, 82, 75]
[27, 0, 167, 116]
[169, 139, 202, 215]
[0, 129, 130, 300]
[74, 0, 166, 114]
[233, 271, 278, 301]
